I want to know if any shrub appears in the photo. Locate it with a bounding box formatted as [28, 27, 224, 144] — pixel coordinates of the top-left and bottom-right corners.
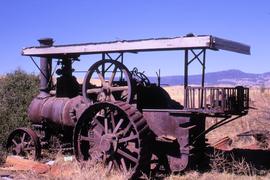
[0, 69, 39, 155]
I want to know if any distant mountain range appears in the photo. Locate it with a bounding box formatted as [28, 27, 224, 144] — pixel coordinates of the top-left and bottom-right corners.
[149, 69, 270, 87]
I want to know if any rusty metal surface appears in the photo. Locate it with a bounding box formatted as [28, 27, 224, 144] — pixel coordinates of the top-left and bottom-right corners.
[82, 59, 134, 104]
[212, 136, 233, 150]
[38, 38, 53, 94]
[28, 95, 87, 127]
[143, 110, 207, 172]
[6, 128, 41, 160]
[73, 101, 151, 178]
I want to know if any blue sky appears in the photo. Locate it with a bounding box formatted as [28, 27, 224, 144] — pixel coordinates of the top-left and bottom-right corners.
[0, 0, 269, 76]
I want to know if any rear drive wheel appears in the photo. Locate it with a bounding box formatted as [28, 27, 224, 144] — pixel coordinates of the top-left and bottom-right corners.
[73, 101, 150, 178]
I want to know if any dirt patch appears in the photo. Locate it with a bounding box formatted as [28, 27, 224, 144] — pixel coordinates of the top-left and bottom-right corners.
[0, 156, 50, 174]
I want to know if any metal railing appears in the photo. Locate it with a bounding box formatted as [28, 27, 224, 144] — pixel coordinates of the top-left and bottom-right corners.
[184, 86, 249, 115]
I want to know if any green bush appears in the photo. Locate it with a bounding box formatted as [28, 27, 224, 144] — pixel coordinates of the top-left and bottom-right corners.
[0, 69, 39, 152]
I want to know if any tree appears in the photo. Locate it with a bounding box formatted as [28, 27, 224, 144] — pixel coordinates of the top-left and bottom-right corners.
[0, 69, 39, 150]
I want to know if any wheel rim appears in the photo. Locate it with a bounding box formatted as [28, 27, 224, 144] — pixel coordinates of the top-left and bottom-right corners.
[6, 128, 41, 160]
[131, 68, 151, 86]
[74, 102, 148, 175]
[82, 60, 134, 103]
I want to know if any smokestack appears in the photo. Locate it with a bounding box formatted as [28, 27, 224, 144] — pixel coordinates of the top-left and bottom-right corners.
[38, 38, 53, 95]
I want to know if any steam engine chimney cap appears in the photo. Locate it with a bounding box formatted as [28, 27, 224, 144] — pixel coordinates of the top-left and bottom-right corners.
[38, 38, 54, 46]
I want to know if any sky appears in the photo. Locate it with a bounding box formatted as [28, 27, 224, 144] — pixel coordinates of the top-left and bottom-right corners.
[0, 0, 269, 76]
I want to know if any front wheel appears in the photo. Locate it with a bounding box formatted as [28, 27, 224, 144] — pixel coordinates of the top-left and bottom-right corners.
[6, 128, 41, 160]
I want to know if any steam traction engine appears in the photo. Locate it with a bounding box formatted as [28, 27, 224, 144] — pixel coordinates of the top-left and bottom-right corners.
[6, 35, 250, 178]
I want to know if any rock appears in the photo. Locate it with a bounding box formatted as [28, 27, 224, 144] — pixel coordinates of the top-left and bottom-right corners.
[0, 156, 50, 174]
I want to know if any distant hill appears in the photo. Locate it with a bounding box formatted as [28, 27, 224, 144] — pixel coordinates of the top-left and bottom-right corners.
[149, 69, 270, 87]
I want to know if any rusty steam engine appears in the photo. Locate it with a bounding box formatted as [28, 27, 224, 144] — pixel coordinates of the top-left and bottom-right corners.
[6, 35, 250, 178]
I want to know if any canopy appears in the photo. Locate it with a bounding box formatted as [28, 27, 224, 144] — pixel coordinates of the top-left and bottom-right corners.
[22, 35, 250, 58]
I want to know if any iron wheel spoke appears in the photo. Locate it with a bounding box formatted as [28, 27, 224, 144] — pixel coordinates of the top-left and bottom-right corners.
[106, 160, 113, 174]
[21, 133, 26, 143]
[80, 135, 97, 142]
[120, 158, 128, 172]
[95, 68, 106, 84]
[104, 118, 108, 134]
[86, 88, 102, 94]
[93, 117, 105, 132]
[12, 139, 18, 146]
[111, 111, 116, 129]
[113, 159, 120, 170]
[113, 119, 124, 134]
[119, 133, 139, 143]
[117, 122, 132, 136]
[102, 152, 107, 163]
[109, 66, 118, 85]
[110, 86, 129, 92]
[24, 140, 34, 152]
[117, 148, 138, 163]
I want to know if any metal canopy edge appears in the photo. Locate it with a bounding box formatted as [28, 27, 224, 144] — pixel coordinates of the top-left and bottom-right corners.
[22, 35, 250, 57]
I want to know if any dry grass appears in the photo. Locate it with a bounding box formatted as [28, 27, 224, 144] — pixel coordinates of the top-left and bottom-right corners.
[167, 171, 270, 180]
[206, 88, 270, 147]
[163, 85, 184, 103]
[14, 155, 128, 180]
[209, 150, 255, 175]
[13, 155, 270, 180]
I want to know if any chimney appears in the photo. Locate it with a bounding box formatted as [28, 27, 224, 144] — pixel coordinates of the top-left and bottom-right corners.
[38, 38, 53, 95]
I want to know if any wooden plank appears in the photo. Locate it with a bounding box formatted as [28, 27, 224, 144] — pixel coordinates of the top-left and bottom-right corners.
[211, 37, 250, 55]
[21, 35, 250, 57]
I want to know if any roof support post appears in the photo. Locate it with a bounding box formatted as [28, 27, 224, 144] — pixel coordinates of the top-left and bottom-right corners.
[120, 52, 124, 80]
[201, 49, 206, 88]
[101, 53, 106, 77]
[200, 49, 206, 108]
[184, 49, 189, 108]
[183, 49, 207, 109]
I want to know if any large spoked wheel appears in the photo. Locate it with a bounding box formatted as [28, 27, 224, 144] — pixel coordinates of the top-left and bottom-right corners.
[82, 59, 134, 103]
[74, 101, 150, 178]
[6, 128, 41, 160]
